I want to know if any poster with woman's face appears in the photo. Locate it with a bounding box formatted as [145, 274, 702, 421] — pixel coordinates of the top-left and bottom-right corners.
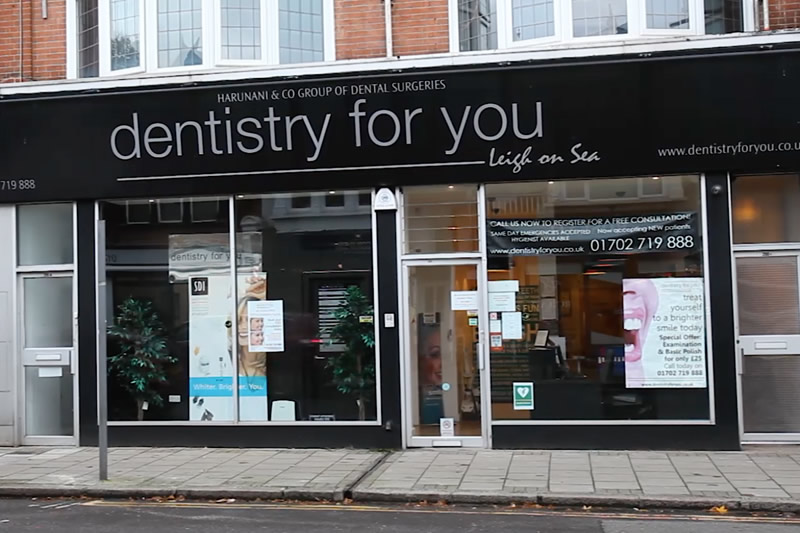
[623, 277, 706, 389]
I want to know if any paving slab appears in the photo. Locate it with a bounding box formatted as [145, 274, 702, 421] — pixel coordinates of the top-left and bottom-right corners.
[0, 447, 386, 502]
[352, 448, 800, 512]
[1, 446, 799, 512]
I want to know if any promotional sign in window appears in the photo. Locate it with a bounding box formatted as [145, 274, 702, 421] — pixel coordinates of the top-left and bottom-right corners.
[189, 272, 269, 421]
[487, 213, 698, 257]
[622, 277, 706, 389]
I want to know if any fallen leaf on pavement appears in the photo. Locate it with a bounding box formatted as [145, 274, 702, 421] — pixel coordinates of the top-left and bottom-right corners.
[710, 505, 728, 514]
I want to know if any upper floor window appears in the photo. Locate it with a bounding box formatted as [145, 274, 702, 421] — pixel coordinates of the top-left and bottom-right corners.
[75, 0, 335, 78]
[454, 0, 703, 52]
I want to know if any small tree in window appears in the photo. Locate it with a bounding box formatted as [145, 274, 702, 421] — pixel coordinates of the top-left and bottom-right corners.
[326, 286, 376, 421]
[107, 297, 177, 421]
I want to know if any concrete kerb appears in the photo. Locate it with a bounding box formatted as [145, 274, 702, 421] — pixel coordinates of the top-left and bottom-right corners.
[349, 487, 800, 513]
[0, 484, 799, 513]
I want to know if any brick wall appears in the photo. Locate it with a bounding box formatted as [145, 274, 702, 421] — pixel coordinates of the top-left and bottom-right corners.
[0, 0, 66, 83]
[768, 0, 800, 29]
[392, 0, 449, 57]
[335, 0, 387, 59]
[0, 0, 458, 84]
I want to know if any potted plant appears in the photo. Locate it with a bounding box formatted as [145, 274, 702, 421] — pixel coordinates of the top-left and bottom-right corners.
[107, 297, 177, 421]
[326, 286, 376, 420]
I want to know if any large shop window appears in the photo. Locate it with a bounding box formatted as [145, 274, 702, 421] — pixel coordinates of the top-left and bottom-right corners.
[101, 191, 376, 423]
[75, 0, 334, 78]
[485, 175, 710, 421]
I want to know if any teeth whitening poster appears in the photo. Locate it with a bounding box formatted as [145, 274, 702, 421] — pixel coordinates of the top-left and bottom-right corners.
[189, 275, 234, 421]
[188, 273, 269, 421]
[622, 278, 706, 389]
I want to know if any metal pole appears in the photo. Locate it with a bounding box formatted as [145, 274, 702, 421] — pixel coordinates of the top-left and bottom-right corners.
[96, 219, 108, 481]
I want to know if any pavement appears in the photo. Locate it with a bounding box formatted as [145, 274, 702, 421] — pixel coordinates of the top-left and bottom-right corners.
[0, 447, 798, 513]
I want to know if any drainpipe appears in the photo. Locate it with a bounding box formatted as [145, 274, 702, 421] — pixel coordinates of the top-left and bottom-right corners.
[384, 0, 393, 58]
[763, 0, 770, 30]
[18, 0, 23, 81]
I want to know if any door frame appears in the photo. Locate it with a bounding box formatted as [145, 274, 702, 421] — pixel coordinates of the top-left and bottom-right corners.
[17, 271, 79, 446]
[733, 247, 800, 444]
[400, 257, 491, 448]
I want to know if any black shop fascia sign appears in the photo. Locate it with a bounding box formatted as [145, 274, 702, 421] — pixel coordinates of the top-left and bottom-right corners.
[2, 46, 800, 203]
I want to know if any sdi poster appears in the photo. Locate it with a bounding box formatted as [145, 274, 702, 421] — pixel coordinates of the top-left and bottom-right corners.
[188, 273, 269, 421]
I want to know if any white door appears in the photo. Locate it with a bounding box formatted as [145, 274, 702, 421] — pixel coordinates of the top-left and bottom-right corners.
[402, 259, 489, 447]
[19, 273, 77, 445]
[736, 251, 800, 442]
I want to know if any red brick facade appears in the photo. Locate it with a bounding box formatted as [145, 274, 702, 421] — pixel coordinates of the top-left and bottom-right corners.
[0, 0, 66, 83]
[4, 1, 800, 84]
[335, 0, 387, 60]
[391, 0, 449, 57]
[768, 0, 800, 29]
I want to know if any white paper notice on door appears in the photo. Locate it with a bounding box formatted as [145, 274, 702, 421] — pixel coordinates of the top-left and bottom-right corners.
[488, 280, 519, 293]
[488, 292, 516, 312]
[450, 291, 478, 311]
[501, 311, 523, 340]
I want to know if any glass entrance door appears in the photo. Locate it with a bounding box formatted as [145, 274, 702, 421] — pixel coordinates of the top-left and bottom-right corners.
[403, 261, 486, 447]
[19, 273, 77, 444]
[736, 251, 800, 440]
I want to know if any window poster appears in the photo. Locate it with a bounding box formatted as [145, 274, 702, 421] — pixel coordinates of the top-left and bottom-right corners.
[622, 277, 706, 389]
[247, 300, 285, 353]
[188, 272, 269, 421]
[417, 316, 443, 424]
[487, 213, 698, 257]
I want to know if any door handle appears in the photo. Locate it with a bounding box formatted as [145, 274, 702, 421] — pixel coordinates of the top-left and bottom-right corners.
[70, 349, 76, 375]
[737, 347, 744, 376]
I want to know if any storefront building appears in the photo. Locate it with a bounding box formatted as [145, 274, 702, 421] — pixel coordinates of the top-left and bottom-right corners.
[1, 0, 800, 450]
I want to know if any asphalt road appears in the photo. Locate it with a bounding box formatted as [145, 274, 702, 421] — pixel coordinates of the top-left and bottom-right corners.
[0, 499, 798, 532]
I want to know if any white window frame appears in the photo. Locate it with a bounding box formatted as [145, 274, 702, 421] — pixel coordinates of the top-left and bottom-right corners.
[145, 0, 215, 75]
[69, 0, 336, 79]
[449, 0, 702, 54]
[215, 0, 336, 67]
[98, 0, 147, 77]
[215, 0, 274, 67]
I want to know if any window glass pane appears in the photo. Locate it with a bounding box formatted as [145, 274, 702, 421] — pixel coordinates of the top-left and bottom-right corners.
[102, 197, 232, 422]
[279, 0, 325, 64]
[732, 175, 800, 244]
[485, 175, 709, 420]
[736, 256, 800, 336]
[157, 0, 203, 67]
[459, 0, 497, 51]
[235, 190, 376, 421]
[17, 204, 74, 266]
[646, 0, 689, 29]
[111, 0, 140, 70]
[408, 264, 481, 437]
[403, 185, 479, 254]
[221, 0, 262, 60]
[572, 0, 627, 37]
[512, 0, 555, 41]
[705, 0, 742, 34]
[24, 277, 73, 348]
[77, 0, 99, 77]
